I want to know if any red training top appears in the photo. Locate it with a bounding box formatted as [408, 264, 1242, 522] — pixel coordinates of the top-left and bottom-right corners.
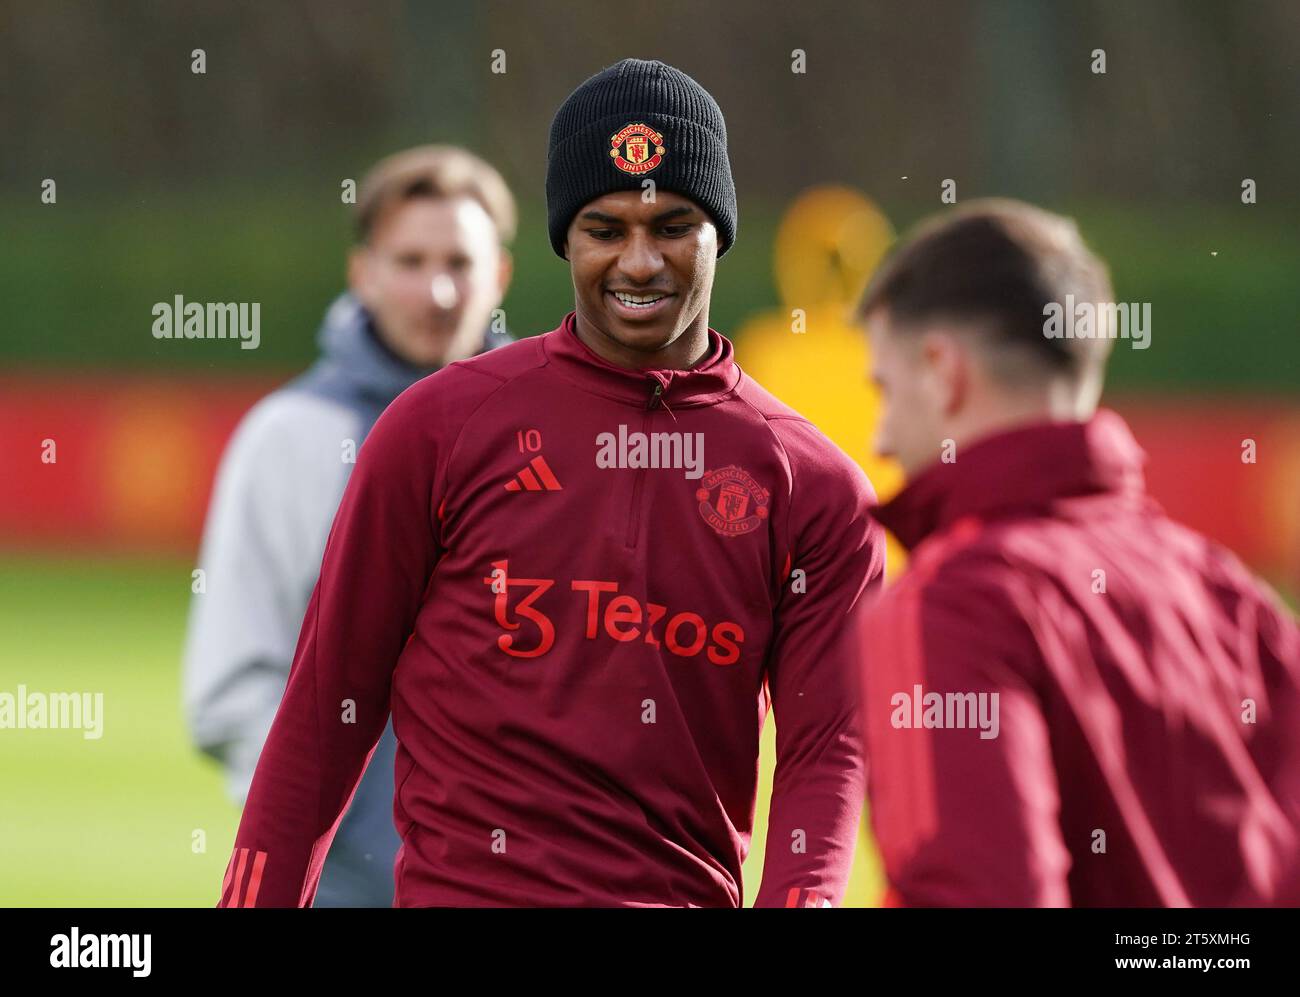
[219, 311, 884, 907]
[861, 411, 1300, 906]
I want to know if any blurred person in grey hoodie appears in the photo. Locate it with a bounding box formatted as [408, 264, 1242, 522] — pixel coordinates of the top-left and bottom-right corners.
[183, 145, 515, 906]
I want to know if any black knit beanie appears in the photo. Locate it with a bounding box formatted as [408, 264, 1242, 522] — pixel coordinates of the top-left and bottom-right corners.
[546, 58, 737, 260]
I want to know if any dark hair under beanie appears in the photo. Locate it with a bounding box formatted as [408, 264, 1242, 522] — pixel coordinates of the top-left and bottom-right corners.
[545, 58, 737, 260]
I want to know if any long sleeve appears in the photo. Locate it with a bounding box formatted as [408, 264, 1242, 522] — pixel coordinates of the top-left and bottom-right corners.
[183, 393, 357, 802]
[754, 421, 885, 907]
[217, 385, 447, 908]
[861, 561, 1072, 906]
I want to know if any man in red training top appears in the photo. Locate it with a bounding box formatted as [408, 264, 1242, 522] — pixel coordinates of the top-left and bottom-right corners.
[218, 58, 884, 907]
[855, 198, 1300, 906]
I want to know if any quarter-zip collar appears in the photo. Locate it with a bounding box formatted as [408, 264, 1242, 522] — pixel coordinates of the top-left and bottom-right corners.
[873, 409, 1152, 552]
[543, 310, 741, 408]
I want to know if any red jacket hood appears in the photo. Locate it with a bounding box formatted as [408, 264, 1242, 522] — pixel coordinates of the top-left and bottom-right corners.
[872, 409, 1151, 551]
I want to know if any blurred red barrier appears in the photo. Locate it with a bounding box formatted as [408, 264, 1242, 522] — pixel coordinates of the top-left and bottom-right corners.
[1111, 399, 1300, 587]
[0, 376, 1296, 590]
[0, 373, 282, 555]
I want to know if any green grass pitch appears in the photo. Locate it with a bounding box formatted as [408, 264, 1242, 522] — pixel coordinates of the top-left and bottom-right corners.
[0, 554, 883, 906]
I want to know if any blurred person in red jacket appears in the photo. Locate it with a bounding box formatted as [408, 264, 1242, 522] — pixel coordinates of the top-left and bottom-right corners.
[855, 198, 1300, 906]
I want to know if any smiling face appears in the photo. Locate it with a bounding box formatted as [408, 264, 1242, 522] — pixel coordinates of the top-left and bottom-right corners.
[565, 189, 718, 370]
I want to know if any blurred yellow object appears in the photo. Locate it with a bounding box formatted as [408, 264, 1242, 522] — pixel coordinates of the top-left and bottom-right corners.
[773, 185, 894, 311]
[735, 186, 901, 907]
[737, 186, 905, 535]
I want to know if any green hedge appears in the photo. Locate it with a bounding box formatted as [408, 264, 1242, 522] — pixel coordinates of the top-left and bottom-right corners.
[3, 188, 1295, 393]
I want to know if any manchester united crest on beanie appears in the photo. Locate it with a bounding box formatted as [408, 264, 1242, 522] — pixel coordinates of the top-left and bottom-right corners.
[545, 58, 738, 260]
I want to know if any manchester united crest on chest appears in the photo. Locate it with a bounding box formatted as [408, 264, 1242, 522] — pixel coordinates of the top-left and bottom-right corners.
[695, 465, 770, 537]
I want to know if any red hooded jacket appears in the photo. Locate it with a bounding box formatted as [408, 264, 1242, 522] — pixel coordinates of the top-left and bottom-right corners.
[861, 411, 1300, 906]
[218, 312, 884, 907]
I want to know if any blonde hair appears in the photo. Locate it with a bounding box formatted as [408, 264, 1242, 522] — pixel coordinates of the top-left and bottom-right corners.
[355, 145, 516, 245]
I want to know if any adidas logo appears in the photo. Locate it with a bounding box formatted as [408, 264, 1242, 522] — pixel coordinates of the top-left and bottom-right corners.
[504, 455, 563, 492]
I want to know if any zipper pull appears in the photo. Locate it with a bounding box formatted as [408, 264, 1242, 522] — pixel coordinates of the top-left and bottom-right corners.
[647, 380, 664, 410]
